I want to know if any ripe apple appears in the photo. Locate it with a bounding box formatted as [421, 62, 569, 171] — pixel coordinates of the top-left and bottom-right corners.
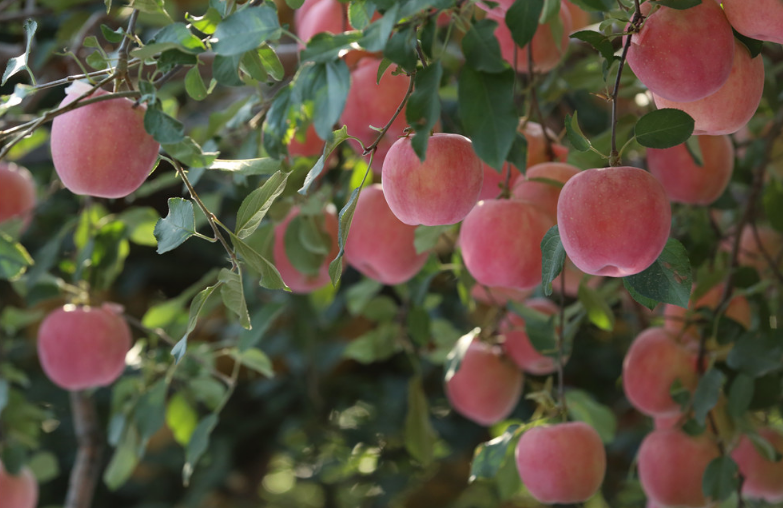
[520, 121, 569, 168]
[382, 133, 483, 226]
[50, 81, 160, 198]
[626, 0, 735, 102]
[722, 0, 783, 44]
[646, 135, 734, 205]
[663, 283, 751, 343]
[37, 303, 132, 391]
[564, 0, 591, 30]
[344, 184, 429, 285]
[557, 166, 671, 277]
[460, 199, 553, 290]
[511, 162, 580, 219]
[653, 40, 765, 136]
[500, 297, 567, 375]
[478, 162, 522, 201]
[0, 162, 36, 228]
[622, 327, 698, 417]
[731, 428, 783, 503]
[444, 340, 523, 426]
[638, 429, 720, 508]
[0, 463, 38, 508]
[273, 206, 340, 293]
[515, 422, 606, 504]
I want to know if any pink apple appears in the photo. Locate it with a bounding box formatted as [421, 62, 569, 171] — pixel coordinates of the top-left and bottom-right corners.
[521, 121, 569, 168]
[0, 463, 38, 508]
[478, 162, 522, 201]
[731, 428, 783, 503]
[0, 162, 35, 227]
[500, 297, 566, 375]
[512, 162, 580, 219]
[722, 0, 783, 44]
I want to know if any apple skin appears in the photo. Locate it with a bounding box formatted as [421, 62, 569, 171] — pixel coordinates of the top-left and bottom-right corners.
[444, 340, 523, 426]
[653, 40, 765, 136]
[471, 284, 531, 306]
[564, 0, 591, 30]
[663, 283, 751, 343]
[273, 206, 340, 294]
[515, 422, 607, 504]
[638, 429, 720, 508]
[0, 463, 38, 508]
[0, 162, 36, 228]
[512, 162, 580, 220]
[646, 135, 734, 205]
[50, 82, 160, 199]
[521, 122, 569, 167]
[500, 298, 566, 375]
[37, 303, 132, 391]
[626, 0, 735, 102]
[382, 133, 483, 226]
[460, 199, 553, 290]
[622, 327, 698, 417]
[295, 0, 345, 43]
[722, 0, 783, 45]
[731, 428, 783, 503]
[344, 184, 429, 285]
[478, 163, 522, 201]
[557, 166, 671, 277]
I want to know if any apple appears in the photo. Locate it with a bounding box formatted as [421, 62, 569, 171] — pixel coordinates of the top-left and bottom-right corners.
[564, 0, 591, 30]
[663, 283, 751, 343]
[521, 121, 569, 168]
[50, 81, 160, 198]
[0, 463, 38, 508]
[557, 166, 671, 277]
[471, 284, 531, 306]
[722, 0, 783, 44]
[382, 133, 483, 226]
[511, 162, 581, 219]
[731, 428, 783, 503]
[0, 162, 36, 228]
[500, 297, 567, 375]
[515, 422, 606, 504]
[37, 303, 132, 391]
[478, 162, 522, 201]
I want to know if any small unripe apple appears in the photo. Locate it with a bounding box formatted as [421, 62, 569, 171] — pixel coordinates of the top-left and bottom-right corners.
[515, 422, 607, 504]
[37, 303, 132, 391]
[382, 133, 483, 226]
[0, 462, 38, 508]
[50, 81, 160, 198]
[0, 162, 36, 228]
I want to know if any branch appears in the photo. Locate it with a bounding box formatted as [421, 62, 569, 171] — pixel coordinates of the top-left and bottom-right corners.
[609, 0, 642, 166]
[362, 70, 416, 156]
[64, 391, 102, 508]
[114, 10, 139, 92]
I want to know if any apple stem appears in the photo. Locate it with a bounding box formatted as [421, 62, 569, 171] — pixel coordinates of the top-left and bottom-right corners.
[64, 391, 102, 508]
[609, 0, 642, 166]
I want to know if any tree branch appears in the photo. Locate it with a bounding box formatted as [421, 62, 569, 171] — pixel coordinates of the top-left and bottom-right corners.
[609, 0, 642, 166]
[362, 70, 416, 156]
[64, 391, 102, 508]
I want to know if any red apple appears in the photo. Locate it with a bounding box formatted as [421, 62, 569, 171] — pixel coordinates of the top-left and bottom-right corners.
[0, 162, 35, 228]
[511, 162, 580, 219]
[731, 428, 783, 503]
[500, 298, 566, 375]
[722, 0, 783, 44]
[0, 463, 38, 508]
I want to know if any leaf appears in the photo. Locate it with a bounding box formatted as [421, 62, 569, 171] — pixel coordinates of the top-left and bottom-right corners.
[726, 333, 783, 377]
[232, 348, 274, 377]
[405, 376, 438, 465]
[649, 0, 701, 8]
[258, 46, 284, 81]
[162, 137, 219, 167]
[462, 19, 507, 73]
[154, 198, 197, 254]
[236, 171, 289, 239]
[0, 233, 33, 280]
[733, 29, 763, 59]
[359, 4, 400, 52]
[702, 456, 739, 502]
[508, 302, 558, 357]
[2, 19, 36, 86]
[444, 327, 480, 382]
[578, 282, 615, 331]
[540, 226, 566, 296]
[565, 389, 617, 443]
[763, 180, 783, 233]
[104, 426, 141, 490]
[166, 394, 198, 446]
[384, 27, 420, 73]
[692, 368, 726, 425]
[185, 66, 208, 101]
[685, 135, 704, 167]
[349, 0, 376, 29]
[183, 414, 218, 485]
[238, 302, 286, 351]
[219, 268, 251, 330]
[623, 238, 693, 309]
[343, 323, 401, 364]
[27, 451, 60, 483]
[230, 233, 290, 291]
[406, 62, 443, 161]
[134, 379, 168, 440]
[470, 424, 520, 481]
[565, 112, 592, 152]
[635, 109, 695, 149]
[0, 379, 8, 415]
[414, 225, 450, 255]
[407, 307, 431, 347]
[211, 5, 282, 56]
[100, 24, 124, 43]
[301, 31, 364, 63]
[570, 30, 614, 62]
[175, 283, 222, 363]
[329, 185, 362, 285]
[292, 61, 351, 142]
[131, 22, 205, 59]
[212, 54, 244, 87]
[186, 8, 221, 35]
[144, 103, 185, 144]
[458, 67, 517, 171]
[727, 373, 754, 419]
[299, 126, 351, 195]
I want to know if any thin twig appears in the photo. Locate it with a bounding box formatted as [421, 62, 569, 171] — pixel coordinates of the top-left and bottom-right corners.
[64, 392, 102, 508]
[609, 0, 642, 166]
[114, 10, 139, 92]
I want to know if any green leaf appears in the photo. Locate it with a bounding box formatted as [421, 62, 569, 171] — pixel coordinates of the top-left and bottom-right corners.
[302, 31, 364, 63]
[166, 394, 198, 446]
[100, 24, 124, 43]
[470, 424, 520, 481]
[238, 302, 286, 351]
[349, 0, 376, 29]
[329, 185, 362, 285]
[405, 376, 438, 465]
[208, 158, 283, 176]
[212, 54, 244, 87]
[649, 0, 701, 9]
[505, 0, 543, 50]
[162, 137, 219, 167]
[183, 414, 218, 485]
[733, 29, 763, 59]
[407, 306, 431, 347]
[154, 198, 197, 254]
[27, 451, 60, 483]
[726, 333, 783, 377]
[0, 233, 33, 280]
[506, 132, 528, 171]
[623, 238, 693, 309]
[702, 456, 739, 502]
[299, 126, 351, 195]
[508, 302, 558, 357]
[293, 61, 351, 142]
[578, 282, 615, 331]
[186, 8, 221, 35]
[0, 379, 8, 415]
[134, 379, 168, 440]
[384, 25, 418, 73]
[211, 5, 282, 56]
[2, 19, 36, 86]
[232, 348, 274, 377]
[240, 49, 269, 83]
[565, 389, 617, 443]
[284, 215, 327, 276]
[343, 323, 401, 364]
[359, 4, 400, 52]
[258, 46, 284, 81]
[685, 135, 704, 167]
[692, 368, 726, 425]
[131, 22, 205, 59]
[540, 0, 561, 23]
[144, 103, 185, 144]
[540, 225, 566, 296]
[570, 29, 614, 62]
[635, 109, 695, 149]
[763, 180, 783, 233]
[286, 0, 305, 8]
[104, 426, 141, 490]
[623, 279, 659, 310]
[236, 171, 289, 239]
[461, 19, 507, 73]
[565, 112, 592, 152]
[406, 62, 443, 161]
[747, 432, 782, 462]
[458, 67, 517, 170]
[185, 66, 208, 101]
[444, 327, 480, 382]
[414, 224, 450, 255]
[727, 373, 754, 419]
[219, 268, 251, 330]
[230, 233, 290, 291]
[176, 283, 222, 363]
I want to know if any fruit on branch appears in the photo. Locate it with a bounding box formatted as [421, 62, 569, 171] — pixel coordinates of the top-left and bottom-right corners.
[37, 303, 132, 391]
[738, 226, 783, 275]
[488, 4, 572, 74]
[382, 133, 483, 226]
[273, 206, 340, 293]
[638, 429, 720, 508]
[722, 0, 783, 44]
[444, 340, 523, 426]
[341, 58, 410, 173]
[511, 162, 580, 220]
[478, 162, 522, 201]
[0, 462, 38, 508]
[646, 135, 734, 205]
[557, 166, 671, 277]
[50, 82, 160, 199]
[500, 298, 566, 375]
[622, 327, 698, 417]
[0, 162, 36, 228]
[731, 428, 783, 503]
[460, 199, 553, 290]
[520, 121, 569, 168]
[663, 283, 751, 343]
[626, 0, 735, 102]
[471, 285, 531, 306]
[345, 184, 429, 285]
[653, 40, 765, 136]
[515, 422, 607, 504]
